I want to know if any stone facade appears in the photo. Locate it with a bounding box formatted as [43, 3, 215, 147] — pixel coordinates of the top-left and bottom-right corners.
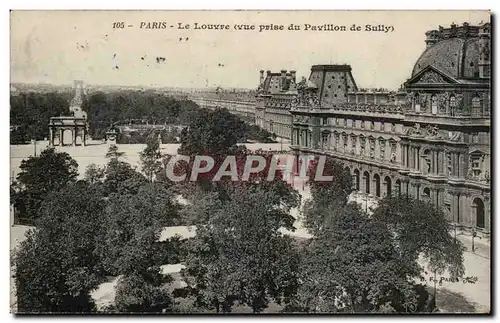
[255, 69, 298, 139]
[259, 22, 491, 235]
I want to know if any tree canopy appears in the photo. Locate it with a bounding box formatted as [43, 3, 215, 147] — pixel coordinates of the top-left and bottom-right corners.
[11, 147, 79, 221]
[14, 183, 106, 313]
[183, 185, 300, 313]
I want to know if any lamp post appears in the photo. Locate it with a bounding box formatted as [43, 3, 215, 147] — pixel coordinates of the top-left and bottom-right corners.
[472, 228, 477, 253]
[31, 139, 37, 157]
[365, 192, 369, 213]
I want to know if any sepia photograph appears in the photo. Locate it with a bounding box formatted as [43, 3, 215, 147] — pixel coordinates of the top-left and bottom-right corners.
[9, 10, 491, 315]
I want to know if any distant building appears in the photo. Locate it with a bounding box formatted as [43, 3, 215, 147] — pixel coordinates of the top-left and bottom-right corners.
[255, 69, 299, 139]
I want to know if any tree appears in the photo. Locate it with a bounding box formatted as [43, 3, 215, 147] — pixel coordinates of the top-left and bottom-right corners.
[297, 194, 462, 313]
[178, 108, 248, 156]
[105, 144, 124, 160]
[140, 136, 163, 182]
[102, 156, 148, 196]
[100, 183, 180, 276]
[183, 185, 300, 313]
[99, 183, 180, 312]
[114, 274, 172, 313]
[10, 92, 71, 143]
[297, 203, 420, 313]
[11, 147, 79, 221]
[372, 196, 465, 281]
[303, 156, 352, 236]
[84, 163, 105, 184]
[13, 183, 106, 313]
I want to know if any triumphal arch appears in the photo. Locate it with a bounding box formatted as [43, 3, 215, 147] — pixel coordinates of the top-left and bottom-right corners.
[49, 80, 88, 146]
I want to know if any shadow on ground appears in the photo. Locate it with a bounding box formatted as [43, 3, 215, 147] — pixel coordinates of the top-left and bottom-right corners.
[433, 287, 478, 313]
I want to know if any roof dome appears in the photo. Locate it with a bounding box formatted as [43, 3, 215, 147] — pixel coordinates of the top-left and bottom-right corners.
[412, 37, 480, 79]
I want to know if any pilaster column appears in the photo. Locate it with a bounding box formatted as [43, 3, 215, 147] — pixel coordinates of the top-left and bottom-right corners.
[408, 146, 413, 169]
[455, 193, 461, 224]
[49, 128, 54, 146]
[59, 129, 64, 146]
[416, 147, 420, 171]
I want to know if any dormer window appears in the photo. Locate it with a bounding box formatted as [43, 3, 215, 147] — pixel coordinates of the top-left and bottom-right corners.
[471, 157, 481, 178]
[469, 151, 484, 180]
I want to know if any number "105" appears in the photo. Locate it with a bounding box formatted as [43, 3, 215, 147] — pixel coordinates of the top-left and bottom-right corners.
[113, 22, 125, 29]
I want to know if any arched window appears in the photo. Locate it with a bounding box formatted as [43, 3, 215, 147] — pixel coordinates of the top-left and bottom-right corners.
[321, 131, 330, 149]
[423, 187, 431, 201]
[373, 174, 381, 197]
[471, 96, 482, 117]
[395, 179, 402, 197]
[353, 169, 360, 191]
[363, 171, 370, 194]
[384, 176, 392, 197]
[431, 95, 438, 115]
[449, 95, 456, 116]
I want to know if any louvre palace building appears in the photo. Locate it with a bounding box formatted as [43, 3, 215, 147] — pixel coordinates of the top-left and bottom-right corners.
[255, 22, 491, 236]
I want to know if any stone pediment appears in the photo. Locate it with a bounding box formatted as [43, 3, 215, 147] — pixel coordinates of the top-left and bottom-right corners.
[405, 65, 459, 86]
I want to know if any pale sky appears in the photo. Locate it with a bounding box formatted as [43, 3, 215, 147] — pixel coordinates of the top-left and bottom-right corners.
[10, 10, 490, 90]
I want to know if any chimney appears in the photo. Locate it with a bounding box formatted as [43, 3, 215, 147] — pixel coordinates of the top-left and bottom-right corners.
[259, 70, 265, 85]
[280, 69, 287, 90]
[290, 70, 296, 83]
[425, 30, 440, 48]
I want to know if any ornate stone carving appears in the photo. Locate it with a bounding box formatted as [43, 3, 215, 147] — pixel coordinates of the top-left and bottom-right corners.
[426, 125, 440, 138]
[436, 93, 449, 113]
[404, 123, 423, 136]
[416, 70, 447, 84]
[294, 78, 320, 108]
[369, 139, 375, 159]
[380, 140, 386, 160]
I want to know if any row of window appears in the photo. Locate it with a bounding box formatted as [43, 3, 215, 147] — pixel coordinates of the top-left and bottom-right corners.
[413, 94, 487, 116]
[267, 114, 291, 124]
[321, 117, 397, 133]
[293, 130, 398, 162]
